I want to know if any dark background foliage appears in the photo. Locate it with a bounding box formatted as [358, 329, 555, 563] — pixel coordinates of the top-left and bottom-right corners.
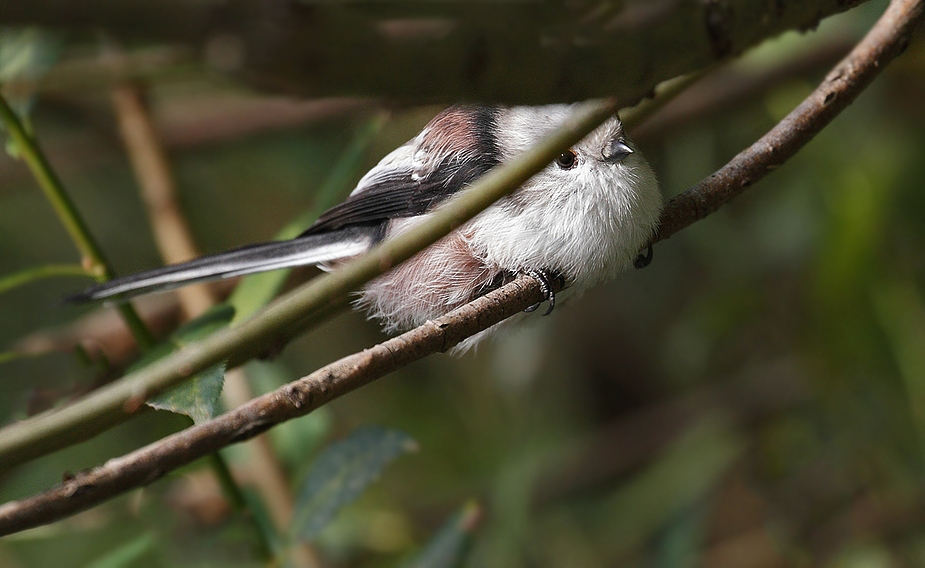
[3, 1, 925, 566]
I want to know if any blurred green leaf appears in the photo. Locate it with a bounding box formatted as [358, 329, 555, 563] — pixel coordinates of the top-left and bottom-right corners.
[0, 263, 91, 296]
[585, 415, 745, 559]
[291, 426, 418, 543]
[0, 28, 61, 84]
[828, 542, 894, 568]
[139, 305, 235, 423]
[229, 114, 388, 323]
[0, 27, 63, 156]
[402, 501, 481, 568]
[84, 532, 157, 568]
[0, 351, 29, 364]
[655, 503, 707, 568]
[172, 304, 237, 344]
[147, 362, 225, 424]
[871, 277, 925, 451]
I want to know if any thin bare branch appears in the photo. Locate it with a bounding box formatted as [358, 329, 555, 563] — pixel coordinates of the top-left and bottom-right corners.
[0, 98, 620, 471]
[0, 274, 551, 536]
[0, 0, 921, 537]
[654, 0, 924, 243]
[110, 73, 217, 318]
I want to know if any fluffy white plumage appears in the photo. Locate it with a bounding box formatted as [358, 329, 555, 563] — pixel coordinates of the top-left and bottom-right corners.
[356, 106, 661, 350]
[69, 104, 661, 353]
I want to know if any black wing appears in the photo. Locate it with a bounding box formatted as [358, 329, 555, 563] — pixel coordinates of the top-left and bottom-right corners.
[300, 156, 498, 237]
[68, 106, 502, 303]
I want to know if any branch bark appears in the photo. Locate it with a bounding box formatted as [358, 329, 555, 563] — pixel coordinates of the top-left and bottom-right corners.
[110, 76, 218, 319]
[3, 0, 870, 104]
[0, 98, 621, 472]
[0, 274, 552, 536]
[0, 0, 921, 537]
[654, 0, 924, 242]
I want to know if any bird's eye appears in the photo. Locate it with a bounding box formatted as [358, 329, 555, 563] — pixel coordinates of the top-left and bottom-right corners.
[555, 149, 578, 170]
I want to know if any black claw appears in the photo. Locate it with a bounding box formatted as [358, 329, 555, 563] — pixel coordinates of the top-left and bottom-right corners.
[634, 243, 654, 269]
[525, 270, 557, 316]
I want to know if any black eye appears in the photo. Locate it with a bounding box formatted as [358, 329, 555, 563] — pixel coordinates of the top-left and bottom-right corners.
[555, 149, 578, 170]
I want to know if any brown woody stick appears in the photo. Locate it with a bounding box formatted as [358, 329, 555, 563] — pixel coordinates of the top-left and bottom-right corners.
[0, 0, 922, 538]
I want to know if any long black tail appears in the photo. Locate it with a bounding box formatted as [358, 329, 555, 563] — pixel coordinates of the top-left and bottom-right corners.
[66, 227, 377, 303]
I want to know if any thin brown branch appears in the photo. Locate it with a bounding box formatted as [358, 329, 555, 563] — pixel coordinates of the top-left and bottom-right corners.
[110, 72, 322, 567]
[110, 79, 217, 318]
[3, 46, 196, 95]
[0, 274, 551, 536]
[0, 0, 921, 537]
[654, 0, 924, 243]
[633, 33, 857, 143]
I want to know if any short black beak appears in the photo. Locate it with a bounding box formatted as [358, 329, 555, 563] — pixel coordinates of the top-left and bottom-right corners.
[603, 139, 633, 163]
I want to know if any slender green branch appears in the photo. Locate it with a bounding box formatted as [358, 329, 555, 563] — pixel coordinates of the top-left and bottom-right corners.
[0, 264, 92, 296]
[0, 98, 620, 472]
[0, 92, 155, 349]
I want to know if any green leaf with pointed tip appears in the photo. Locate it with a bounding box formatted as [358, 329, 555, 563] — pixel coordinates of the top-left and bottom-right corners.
[402, 501, 481, 568]
[147, 361, 226, 424]
[0, 263, 91, 296]
[140, 304, 235, 423]
[291, 426, 417, 543]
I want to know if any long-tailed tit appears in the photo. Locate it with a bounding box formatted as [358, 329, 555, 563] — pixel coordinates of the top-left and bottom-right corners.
[68, 105, 662, 350]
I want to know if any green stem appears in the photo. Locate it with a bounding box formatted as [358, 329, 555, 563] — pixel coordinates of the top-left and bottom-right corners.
[0, 98, 620, 472]
[0, 92, 155, 349]
[0, 263, 92, 295]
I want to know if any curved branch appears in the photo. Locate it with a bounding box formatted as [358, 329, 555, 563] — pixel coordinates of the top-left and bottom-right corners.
[0, 0, 921, 537]
[655, 0, 924, 242]
[0, 274, 550, 536]
[0, 98, 620, 472]
[0, 94, 155, 349]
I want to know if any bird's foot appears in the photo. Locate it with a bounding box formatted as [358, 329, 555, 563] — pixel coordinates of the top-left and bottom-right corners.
[634, 243, 654, 269]
[524, 269, 562, 316]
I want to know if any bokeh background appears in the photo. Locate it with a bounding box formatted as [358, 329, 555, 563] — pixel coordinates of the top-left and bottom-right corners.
[3, 1, 925, 566]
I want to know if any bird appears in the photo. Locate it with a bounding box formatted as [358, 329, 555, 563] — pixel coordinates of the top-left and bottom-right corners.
[68, 105, 662, 351]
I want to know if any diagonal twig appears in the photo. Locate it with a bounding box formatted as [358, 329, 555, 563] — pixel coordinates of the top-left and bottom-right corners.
[0, 98, 621, 471]
[0, 274, 552, 536]
[0, 94, 156, 349]
[654, 0, 924, 243]
[0, 0, 921, 537]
